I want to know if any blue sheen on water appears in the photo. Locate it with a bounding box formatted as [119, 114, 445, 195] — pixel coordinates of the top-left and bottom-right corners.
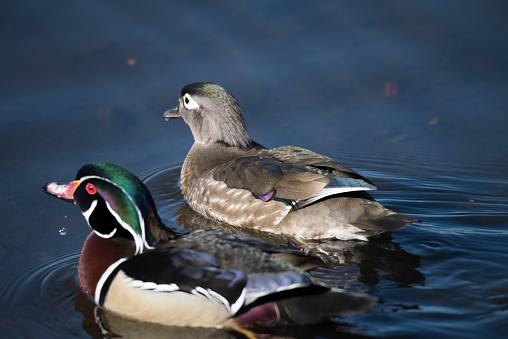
[1, 1, 508, 338]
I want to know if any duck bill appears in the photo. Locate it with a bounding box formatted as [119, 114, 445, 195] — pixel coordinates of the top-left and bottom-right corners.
[43, 180, 81, 203]
[163, 107, 182, 121]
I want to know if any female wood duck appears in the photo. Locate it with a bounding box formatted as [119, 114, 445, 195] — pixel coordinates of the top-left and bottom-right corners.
[163, 82, 418, 241]
[43, 162, 376, 328]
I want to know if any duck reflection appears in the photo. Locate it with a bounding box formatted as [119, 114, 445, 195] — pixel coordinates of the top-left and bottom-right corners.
[175, 203, 425, 287]
[75, 292, 365, 339]
[72, 202, 422, 338]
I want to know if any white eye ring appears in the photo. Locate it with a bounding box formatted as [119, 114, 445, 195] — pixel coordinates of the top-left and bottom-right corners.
[182, 93, 200, 110]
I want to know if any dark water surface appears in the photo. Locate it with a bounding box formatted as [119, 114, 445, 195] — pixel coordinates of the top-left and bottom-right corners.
[1, 1, 508, 338]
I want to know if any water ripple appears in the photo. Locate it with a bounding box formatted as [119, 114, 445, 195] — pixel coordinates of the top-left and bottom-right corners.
[6, 153, 505, 338]
[0, 248, 83, 338]
[137, 162, 187, 233]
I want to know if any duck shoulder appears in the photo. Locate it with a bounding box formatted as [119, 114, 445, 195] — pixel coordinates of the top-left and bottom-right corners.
[212, 145, 376, 206]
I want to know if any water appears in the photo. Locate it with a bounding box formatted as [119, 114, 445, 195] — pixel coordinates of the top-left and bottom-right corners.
[1, 1, 508, 338]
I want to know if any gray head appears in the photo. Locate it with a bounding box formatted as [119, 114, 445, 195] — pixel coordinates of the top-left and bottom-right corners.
[164, 82, 251, 148]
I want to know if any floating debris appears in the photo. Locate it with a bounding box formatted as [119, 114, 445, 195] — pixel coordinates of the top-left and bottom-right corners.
[384, 81, 398, 98]
[126, 58, 137, 66]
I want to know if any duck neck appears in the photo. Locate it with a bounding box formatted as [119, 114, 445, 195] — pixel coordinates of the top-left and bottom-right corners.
[146, 218, 177, 248]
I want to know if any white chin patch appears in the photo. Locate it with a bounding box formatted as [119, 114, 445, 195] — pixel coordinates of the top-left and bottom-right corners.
[83, 199, 98, 221]
[95, 228, 117, 239]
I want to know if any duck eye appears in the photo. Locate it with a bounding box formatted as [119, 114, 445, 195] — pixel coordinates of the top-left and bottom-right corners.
[86, 183, 97, 195]
[183, 93, 199, 110]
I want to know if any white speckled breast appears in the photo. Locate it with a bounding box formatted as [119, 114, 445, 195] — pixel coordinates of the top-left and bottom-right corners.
[182, 167, 290, 233]
[178, 142, 411, 240]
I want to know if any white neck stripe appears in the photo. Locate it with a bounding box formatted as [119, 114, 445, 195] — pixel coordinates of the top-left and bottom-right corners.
[94, 227, 117, 239]
[106, 201, 143, 254]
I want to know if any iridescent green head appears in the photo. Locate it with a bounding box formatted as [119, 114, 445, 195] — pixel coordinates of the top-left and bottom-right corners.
[44, 162, 172, 254]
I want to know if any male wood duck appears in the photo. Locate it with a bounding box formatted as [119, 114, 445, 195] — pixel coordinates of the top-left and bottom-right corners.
[163, 82, 418, 241]
[43, 162, 376, 328]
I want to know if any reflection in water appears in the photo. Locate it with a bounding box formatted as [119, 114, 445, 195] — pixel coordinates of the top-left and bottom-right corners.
[0, 249, 82, 338]
[75, 292, 370, 339]
[143, 162, 424, 287]
[4, 0, 508, 336]
[74, 293, 104, 338]
[144, 162, 424, 288]
[66, 161, 423, 338]
[176, 203, 425, 288]
[0, 162, 424, 338]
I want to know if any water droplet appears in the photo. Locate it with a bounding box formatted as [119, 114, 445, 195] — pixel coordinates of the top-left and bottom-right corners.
[59, 227, 67, 236]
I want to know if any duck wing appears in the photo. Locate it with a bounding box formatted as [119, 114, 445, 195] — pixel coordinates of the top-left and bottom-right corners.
[213, 146, 376, 206]
[118, 238, 317, 312]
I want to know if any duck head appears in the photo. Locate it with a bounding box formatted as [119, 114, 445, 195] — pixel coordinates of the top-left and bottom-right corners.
[164, 82, 252, 148]
[43, 162, 174, 254]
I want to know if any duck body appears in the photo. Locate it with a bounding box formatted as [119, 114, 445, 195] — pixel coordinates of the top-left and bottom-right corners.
[165, 82, 418, 240]
[80, 230, 332, 327]
[44, 162, 376, 328]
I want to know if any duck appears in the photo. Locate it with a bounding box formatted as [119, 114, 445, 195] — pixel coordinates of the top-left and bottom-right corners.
[163, 82, 418, 240]
[43, 162, 376, 328]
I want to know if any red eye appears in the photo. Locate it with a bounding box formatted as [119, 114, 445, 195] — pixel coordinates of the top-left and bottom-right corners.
[86, 183, 97, 195]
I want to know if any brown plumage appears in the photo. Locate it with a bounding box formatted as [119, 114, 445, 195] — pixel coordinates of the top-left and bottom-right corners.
[164, 82, 418, 240]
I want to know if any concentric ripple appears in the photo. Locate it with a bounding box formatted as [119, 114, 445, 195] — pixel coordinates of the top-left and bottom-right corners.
[137, 162, 187, 233]
[6, 152, 507, 338]
[0, 248, 83, 338]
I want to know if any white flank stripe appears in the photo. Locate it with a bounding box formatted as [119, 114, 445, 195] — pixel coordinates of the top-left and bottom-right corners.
[153, 283, 179, 292]
[95, 258, 128, 305]
[229, 288, 247, 314]
[191, 286, 246, 315]
[128, 279, 180, 292]
[140, 282, 157, 290]
[209, 288, 246, 315]
[129, 279, 144, 288]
